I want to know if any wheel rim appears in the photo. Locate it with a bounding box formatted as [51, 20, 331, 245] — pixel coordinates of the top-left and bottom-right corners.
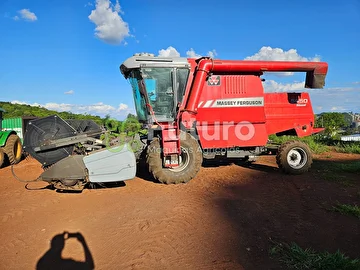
[14, 140, 22, 159]
[168, 146, 190, 172]
[287, 147, 308, 169]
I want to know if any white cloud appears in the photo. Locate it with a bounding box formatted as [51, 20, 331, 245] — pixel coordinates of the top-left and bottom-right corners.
[118, 103, 128, 110]
[14, 9, 38, 21]
[186, 48, 217, 58]
[326, 87, 360, 92]
[330, 106, 346, 112]
[85, 2, 93, 7]
[11, 100, 29, 105]
[158, 47, 218, 58]
[207, 49, 217, 58]
[186, 48, 202, 58]
[245, 46, 320, 62]
[11, 100, 133, 119]
[260, 82, 359, 113]
[88, 0, 130, 45]
[158, 46, 180, 57]
[245, 46, 321, 76]
[310, 86, 360, 113]
[263, 80, 305, 92]
[64, 90, 74, 95]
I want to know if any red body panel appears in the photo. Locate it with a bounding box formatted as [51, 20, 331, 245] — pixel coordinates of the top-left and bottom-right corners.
[264, 92, 316, 137]
[195, 75, 268, 148]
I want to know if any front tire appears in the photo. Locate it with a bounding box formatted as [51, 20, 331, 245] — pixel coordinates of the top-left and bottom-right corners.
[276, 140, 312, 175]
[4, 134, 22, 165]
[146, 132, 203, 184]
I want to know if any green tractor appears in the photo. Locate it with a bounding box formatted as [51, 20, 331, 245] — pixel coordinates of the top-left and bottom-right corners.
[0, 108, 23, 168]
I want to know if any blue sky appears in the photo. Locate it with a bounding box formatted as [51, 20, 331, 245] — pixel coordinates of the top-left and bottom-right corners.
[0, 0, 359, 120]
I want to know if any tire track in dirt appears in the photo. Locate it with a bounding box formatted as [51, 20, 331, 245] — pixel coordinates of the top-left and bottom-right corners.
[2, 236, 27, 253]
[0, 197, 60, 224]
[100, 202, 203, 268]
[86, 183, 235, 269]
[281, 177, 308, 237]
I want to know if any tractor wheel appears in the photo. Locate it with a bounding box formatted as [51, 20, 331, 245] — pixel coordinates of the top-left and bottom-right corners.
[276, 140, 312, 175]
[4, 134, 22, 165]
[0, 148, 4, 168]
[146, 132, 203, 184]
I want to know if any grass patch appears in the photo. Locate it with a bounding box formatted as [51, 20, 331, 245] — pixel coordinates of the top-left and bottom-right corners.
[333, 203, 360, 219]
[269, 135, 360, 155]
[313, 161, 359, 186]
[320, 172, 353, 186]
[270, 241, 360, 270]
[335, 143, 360, 154]
[314, 160, 360, 174]
[333, 161, 360, 173]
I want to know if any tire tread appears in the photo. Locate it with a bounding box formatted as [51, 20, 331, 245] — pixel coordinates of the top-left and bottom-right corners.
[4, 134, 22, 165]
[146, 132, 202, 184]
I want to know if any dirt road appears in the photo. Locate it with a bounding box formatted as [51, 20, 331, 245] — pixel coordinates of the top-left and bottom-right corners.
[0, 152, 359, 270]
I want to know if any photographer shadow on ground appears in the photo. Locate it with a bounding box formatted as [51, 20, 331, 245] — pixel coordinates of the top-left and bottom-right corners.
[36, 232, 94, 270]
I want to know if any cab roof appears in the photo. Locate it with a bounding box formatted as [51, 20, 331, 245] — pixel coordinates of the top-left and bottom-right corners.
[120, 53, 190, 78]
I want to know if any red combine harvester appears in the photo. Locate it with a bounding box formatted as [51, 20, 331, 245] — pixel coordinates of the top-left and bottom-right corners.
[22, 54, 328, 191]
[119, 53, 328, 184]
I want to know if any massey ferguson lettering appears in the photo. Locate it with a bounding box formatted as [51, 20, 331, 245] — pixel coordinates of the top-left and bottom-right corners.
[210, 97, 264, 108]
[216, 100, 263, 106]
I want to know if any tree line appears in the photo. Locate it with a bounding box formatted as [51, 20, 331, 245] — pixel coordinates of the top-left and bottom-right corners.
[315, 112, 359, 138]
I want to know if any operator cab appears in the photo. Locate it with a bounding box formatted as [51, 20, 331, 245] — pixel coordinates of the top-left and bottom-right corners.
[120, 53, 190, 123]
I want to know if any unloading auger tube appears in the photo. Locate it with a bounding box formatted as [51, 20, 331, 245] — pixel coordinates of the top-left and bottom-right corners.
[21, 115, 138, 191]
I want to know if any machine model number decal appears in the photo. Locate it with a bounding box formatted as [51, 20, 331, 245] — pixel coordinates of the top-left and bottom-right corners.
[198, 97, 264, 108]
[207, 75, 221, 86]
[291, 98, 308, 107]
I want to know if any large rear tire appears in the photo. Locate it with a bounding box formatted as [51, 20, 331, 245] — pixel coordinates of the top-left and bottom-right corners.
[276, 140, 312, 175]
[0, 148, 5, 168]
[146, 132, 203, 184]
[4, 134, 22, 165]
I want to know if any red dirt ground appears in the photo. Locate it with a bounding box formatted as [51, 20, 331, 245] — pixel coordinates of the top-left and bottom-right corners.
[0, 151, 359, 270]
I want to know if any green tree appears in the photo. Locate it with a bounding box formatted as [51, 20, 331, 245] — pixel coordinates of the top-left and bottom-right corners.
[121, 117, 141, 136]
[126, 113, 137, 120]
[316, 112, 347, 137]
[342, 113, 353, 127]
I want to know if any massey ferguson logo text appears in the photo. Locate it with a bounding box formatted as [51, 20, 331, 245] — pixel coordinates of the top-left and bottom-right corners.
[197, 97, 264, 108]
[207, 75, 221, 86]
[216, 99, 263, 106]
